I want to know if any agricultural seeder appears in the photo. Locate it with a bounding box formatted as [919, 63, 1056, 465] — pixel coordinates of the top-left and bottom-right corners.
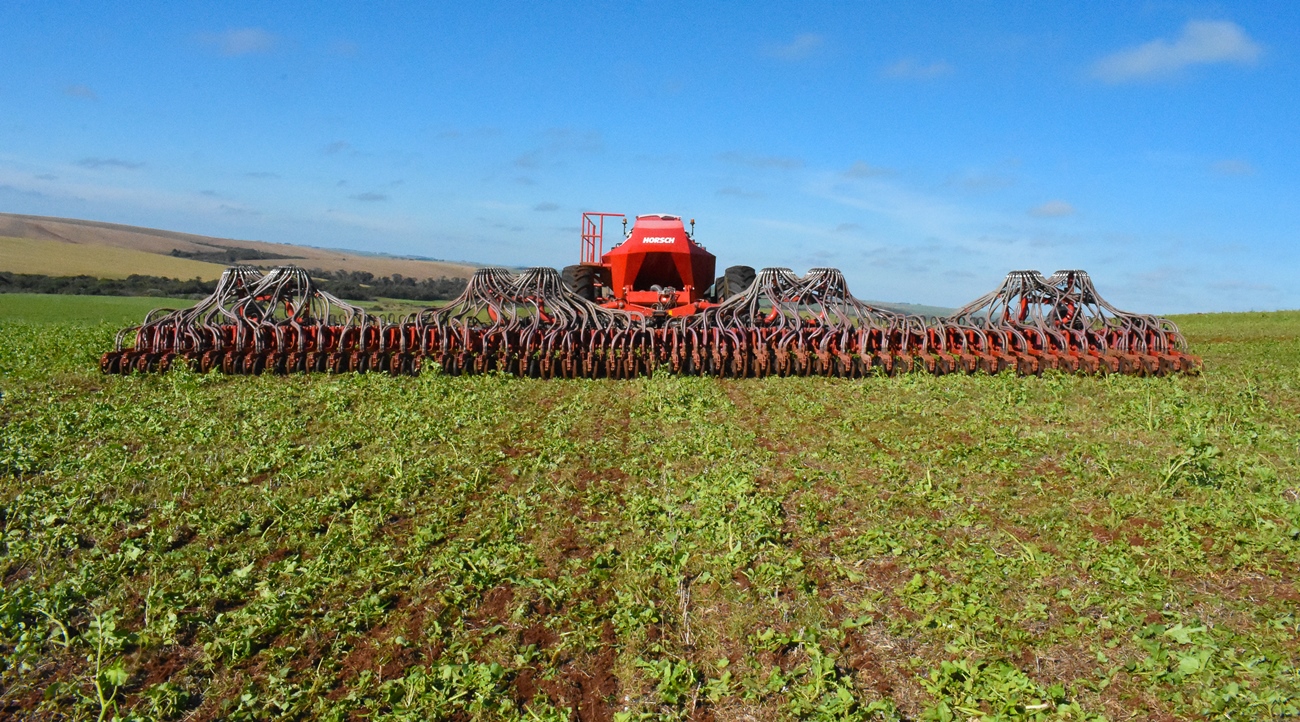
[101, 213, 1200, 378]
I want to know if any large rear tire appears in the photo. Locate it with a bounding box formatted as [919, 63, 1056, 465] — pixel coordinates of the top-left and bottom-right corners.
[562, 264, 597, 301]
[720, 265, 756, 299]
[593, 265, 612, 300]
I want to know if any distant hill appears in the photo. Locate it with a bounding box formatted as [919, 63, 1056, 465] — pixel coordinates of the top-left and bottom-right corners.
[0, 213, 479, 281]
[865, 300, 956, 317]
[0, 212, 955, 313]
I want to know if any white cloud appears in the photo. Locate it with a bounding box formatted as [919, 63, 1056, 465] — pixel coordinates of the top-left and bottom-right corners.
[841, 161, 894, 179]
[1029, 200, 1076, 218]
[63, 84, 98, 101]
[1092, 20, 1262, 83]
[809, 170, 1003, 249]
[951, 172, 1015, 193]
[201, 27, 279, 57]
[1211, 159, 1254, 176]
[766, 33, 824, 61]
[717, 186, 765, 199]
[717, 151, 803, 170]
[0, 167, 239, 216]
[881, 59, 953, 80]
[76, 157, 144, 170]
[543, 128, 603, 154]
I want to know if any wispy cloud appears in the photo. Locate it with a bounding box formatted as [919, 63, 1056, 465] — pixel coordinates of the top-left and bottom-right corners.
[1211, 158, 1254, 176]
[436, 127, 501, 140]
[350, 192, 387, 202]
[717, 186, 765, 199]
[543, 128, 603, 154]
[841, 161, 895, 179]
[533, 202, 559, 212]
[0, 183, 52, 199]
[881, 59, 953, 80]
[76, 157, 144, 170]
[766, 33, 824, 61]
[200, 27, 279, 57]
[63, 84, 98, 101]
[0, 169, 244, 217]
[510, 128, 603, 171]
[807, 169, 1021, 264]
[1029, 200, 1076, 218]
[219, 204, 261, 216]
[1091, 20, 1262, 83]
[717, 151, 803, 170]
[1208, 279, 1276, 292]
[323, 140, 351, 155]
[951, 172, 1015, 193]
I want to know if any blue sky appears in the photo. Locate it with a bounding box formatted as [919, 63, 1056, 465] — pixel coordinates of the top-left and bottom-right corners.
[1, 2, 1296, 312]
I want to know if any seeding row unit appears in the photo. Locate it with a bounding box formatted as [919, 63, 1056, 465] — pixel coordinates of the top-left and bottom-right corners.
[101, 259, 1199, 379]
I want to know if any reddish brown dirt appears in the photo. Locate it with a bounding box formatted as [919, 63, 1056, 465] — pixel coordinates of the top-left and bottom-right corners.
[555, 525, 594, 562]
[131, 645, 199, 689]
[325, 595, 434, 701]
[512, 621, 619, 721]
[2, 562, 31, 585]
[732, 570, 751, 591]
[844, 630, 895, 698]
[260, 546, 294, 567]
[999, 523, 1063, 556]
[472, 584, 516, 625]
[521, 622, 559, 650]
[1085, 524, 1119, 545]
[573, 466, 629, 493]
[0, 652, 88, 718]
[1016, 642, 1099, 688]
[167, 524, 196, 550]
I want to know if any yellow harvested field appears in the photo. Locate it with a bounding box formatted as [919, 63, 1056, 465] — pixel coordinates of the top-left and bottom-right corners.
[237, 254, 474, 280]
[0, 213, 479, 280]
[0, 236, 228, 280]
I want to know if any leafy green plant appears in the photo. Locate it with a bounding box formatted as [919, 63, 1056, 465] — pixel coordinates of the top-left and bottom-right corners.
[1, 312, 1299, 718]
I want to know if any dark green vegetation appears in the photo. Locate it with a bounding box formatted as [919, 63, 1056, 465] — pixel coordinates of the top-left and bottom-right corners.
[1, 311, 1298, 720]
[0, 274, 217, 300]
[296, 270, 468, 303]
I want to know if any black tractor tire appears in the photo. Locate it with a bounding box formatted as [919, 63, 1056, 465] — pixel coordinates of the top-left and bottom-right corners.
[562, 264, 597, 301]
[593, 265, 613, 299]
[720, 265, 756, 299]
[712, 276, 726, 302]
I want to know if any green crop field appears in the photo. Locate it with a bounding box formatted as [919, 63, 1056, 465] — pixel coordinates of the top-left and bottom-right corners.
[0, 294, 433, 327]
[0, 294, 198, 326]
[1, 311, 1298, 720]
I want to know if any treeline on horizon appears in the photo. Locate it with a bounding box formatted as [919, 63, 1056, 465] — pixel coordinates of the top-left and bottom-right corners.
[0, 269, 470, 302]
